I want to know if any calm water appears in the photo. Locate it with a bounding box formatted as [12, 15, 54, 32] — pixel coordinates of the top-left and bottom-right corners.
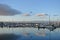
[0, 27, 60, 40]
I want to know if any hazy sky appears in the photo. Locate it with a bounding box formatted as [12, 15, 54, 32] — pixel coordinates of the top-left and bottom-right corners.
[0, 0, 60, 21]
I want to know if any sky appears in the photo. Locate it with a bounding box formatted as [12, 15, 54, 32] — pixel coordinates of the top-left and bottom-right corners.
[0, 0, 60, 21]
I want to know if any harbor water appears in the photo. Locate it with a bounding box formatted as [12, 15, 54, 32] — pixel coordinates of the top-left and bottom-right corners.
[0, 27, 60, 40]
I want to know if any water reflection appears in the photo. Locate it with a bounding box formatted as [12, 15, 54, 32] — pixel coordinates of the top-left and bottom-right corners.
[0, 27, 60, 40]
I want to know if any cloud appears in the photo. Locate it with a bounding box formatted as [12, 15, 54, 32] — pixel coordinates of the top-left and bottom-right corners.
[35, 13, 48, 16]
[0, 4, 21, 16]
[22, 13, 30, 16]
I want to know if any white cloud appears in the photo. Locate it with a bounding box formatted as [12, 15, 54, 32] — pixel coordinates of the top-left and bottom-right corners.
[22, 13, 30, 16]
[35, 13, 48, 16]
